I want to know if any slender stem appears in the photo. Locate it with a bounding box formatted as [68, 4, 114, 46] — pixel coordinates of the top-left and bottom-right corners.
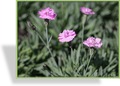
[45, 22, 53, 57]
[48, 35, 52, 44]
[45, 22, 57, 66]
[45, 24, 49, 45]
[29, 21, 54, 59]
[48, 47, 53, 57]
[35, 26, 53, 58]
[82, 15, 87, 43]
[82, 23, 84, 43]
[34, 21, 56, 66]
[35, 29, 46, 46]
[86, 48, 93, 72]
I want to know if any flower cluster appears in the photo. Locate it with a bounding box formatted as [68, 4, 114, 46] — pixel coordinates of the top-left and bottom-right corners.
[38, 7, 102, 48]
[83, 37, 102, 48]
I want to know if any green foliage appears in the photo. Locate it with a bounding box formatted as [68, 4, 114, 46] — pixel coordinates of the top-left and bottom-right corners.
[17, 1, 118, 77]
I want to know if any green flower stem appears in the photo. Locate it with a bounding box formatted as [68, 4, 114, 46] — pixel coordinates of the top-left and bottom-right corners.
[35, 29, 46, 46]
[29, 21, 55, 65]
[34, 21, 56, 66]
[45, 22, 57, 66]
[45, 22, 53, 57]
[35, 24, 53, 58]
[86, 48, 93, 72]
[45, 23, 49, 45]
[82, 15, 87, 43]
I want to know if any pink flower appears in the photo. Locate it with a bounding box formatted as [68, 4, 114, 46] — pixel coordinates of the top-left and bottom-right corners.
[80, 7, 95, 15]
[38, 7, 57, 20]
[94, 38, 103, 48]
[58, 30, 76, 43]
[83, 37, 102, 48]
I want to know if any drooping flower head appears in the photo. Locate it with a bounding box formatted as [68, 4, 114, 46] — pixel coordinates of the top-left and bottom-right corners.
[58, 30, 76, 43]
[38, 7, 57, 20]
[80, 7, 95, 15]
[83, 37, 102, 48]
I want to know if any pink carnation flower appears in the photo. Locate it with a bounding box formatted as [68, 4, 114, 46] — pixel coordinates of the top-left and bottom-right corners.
[80, 7, 95, 15]
[38, 7, 57, 20]
[83, 37, 102, 48]
[58, 30, 76, 43]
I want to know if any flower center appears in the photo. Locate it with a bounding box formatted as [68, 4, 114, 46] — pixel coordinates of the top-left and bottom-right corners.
[64, 32, 69, 38]
[45, 12, 49, 15]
